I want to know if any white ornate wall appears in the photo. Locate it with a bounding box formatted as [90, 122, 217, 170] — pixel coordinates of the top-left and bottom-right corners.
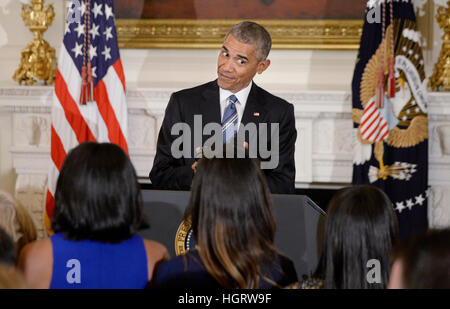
[1, 86, 450, 238]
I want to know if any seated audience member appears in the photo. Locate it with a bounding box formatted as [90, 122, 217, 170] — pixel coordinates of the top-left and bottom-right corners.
[18, 142, 169, 289]
[0, 227, 16, 266]
[0, 227, 29, 289]
[289, 185, 399, 289]
[388, 228, 450, 289]
[0, 191, 37, 260]
[151, 155, 298, 289]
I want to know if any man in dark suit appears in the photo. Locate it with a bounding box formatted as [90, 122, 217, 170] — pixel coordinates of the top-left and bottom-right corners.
[149, 21, 297, 194]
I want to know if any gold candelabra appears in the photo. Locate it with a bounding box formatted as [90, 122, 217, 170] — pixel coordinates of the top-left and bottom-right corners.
[429, 2, 450, 91]
[13, 0, 57, 85]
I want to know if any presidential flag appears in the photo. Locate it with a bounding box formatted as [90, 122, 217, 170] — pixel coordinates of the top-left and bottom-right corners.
[352, 0, 428, 239]
[45, 0, 128, 232]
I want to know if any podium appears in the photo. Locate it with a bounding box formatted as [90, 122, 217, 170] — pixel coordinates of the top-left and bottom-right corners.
[139, 190, 325, 278]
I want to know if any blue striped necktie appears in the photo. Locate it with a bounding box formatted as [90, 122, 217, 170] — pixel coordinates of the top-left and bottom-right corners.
[222, 95, 239, 143]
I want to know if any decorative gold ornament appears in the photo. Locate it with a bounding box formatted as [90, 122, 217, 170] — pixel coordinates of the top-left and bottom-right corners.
[429, 2, 450, 91]
[13, 0, 56, 86]
[116, 19, 363, 50]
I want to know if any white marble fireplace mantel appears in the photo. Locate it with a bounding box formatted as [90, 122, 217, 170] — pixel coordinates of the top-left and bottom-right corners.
[1, 86, 449, 237]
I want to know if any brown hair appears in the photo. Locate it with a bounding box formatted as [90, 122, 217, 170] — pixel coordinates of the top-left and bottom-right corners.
[391, 228, 450, 289]
[15, 202, 37, 257]
[187, 155, 279, 288]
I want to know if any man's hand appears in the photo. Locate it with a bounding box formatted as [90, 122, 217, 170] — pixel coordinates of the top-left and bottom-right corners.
[191, 161, 198, 174]
[192, 142, 246, 175]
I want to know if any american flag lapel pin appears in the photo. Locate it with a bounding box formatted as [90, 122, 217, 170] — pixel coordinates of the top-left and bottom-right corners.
[253, 112, 260, 117]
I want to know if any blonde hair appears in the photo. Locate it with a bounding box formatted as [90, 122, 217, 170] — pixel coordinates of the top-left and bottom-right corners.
[0, 191, 37, 259]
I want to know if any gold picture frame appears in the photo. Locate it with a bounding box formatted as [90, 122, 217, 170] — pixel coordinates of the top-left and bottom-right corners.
[116, 19, 363, 50]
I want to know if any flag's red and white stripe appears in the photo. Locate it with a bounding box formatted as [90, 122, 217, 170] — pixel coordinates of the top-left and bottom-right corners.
[360, 98, 389, 143]
[45, 45, 127, 232]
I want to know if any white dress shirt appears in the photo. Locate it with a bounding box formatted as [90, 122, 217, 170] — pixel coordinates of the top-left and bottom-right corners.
[219, 81, 252, 131]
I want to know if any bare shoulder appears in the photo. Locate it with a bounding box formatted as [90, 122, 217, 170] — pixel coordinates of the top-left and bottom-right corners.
[141, 238, 170, 281]
[18, 238, 53, 289]
[142, 239, 170, 261]
[18, 238, 52, 265]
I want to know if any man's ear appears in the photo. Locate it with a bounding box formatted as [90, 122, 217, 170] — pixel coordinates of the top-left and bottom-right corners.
[257, 59, 270, 74]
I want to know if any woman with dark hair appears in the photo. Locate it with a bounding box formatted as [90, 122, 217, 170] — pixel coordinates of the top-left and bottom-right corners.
[290, 185, 399, 289]
[0, 227, 16, 266]
[18, 142, 169, 289]
[389, 228, 450, 289]
[151, 156, 298, 289]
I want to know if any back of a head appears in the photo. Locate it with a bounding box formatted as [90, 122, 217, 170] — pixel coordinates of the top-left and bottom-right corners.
[14, 202, 37, 256]
[0, 191, 20, 243]
[226, 21, 272, 61]
[392, 228, 450, 289]
[0, 227, 15, 266]
[188, 155, 277, 288]
[316, 185, 399, 289]
[0, 192, 37, 259]
[52, 142, 143, 243]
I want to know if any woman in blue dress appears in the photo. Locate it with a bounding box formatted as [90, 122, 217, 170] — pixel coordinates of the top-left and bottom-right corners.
[18, 142, 169, 289]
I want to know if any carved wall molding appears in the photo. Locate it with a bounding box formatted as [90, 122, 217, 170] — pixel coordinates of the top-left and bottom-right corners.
[428, 186, 450, 228]
[116, 19, 363, 50]
[0, 86, 53, 98]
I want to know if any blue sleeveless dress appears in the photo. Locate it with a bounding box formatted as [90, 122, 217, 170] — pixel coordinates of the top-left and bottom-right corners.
[50, 233, 148, 289]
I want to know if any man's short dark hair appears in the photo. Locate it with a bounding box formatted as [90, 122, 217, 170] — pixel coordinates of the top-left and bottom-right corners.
[225, 21, 272, 61]
[51, 142, 145, 243]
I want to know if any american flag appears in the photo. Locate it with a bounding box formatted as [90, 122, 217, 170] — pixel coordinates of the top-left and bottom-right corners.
[45, 0, 128, 232]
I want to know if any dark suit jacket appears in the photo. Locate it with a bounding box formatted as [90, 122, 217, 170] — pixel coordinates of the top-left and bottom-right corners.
[150, 249, 298, 289]
[149, 80, 297, 194]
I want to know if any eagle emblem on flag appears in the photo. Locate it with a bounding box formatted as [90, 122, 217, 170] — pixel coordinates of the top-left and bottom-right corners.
[353, 20, 428, 183]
